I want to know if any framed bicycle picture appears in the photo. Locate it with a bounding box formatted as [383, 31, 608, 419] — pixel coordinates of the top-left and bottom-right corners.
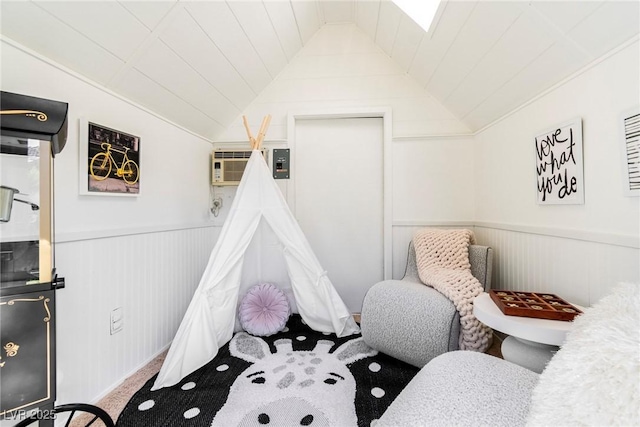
[79, 118, 140, 196]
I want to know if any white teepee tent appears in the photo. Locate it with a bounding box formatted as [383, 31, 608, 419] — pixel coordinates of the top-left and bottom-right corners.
[152, 116, 360, 390]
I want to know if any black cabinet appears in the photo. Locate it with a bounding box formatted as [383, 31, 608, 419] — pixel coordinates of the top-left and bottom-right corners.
[0, 286, 56, 419]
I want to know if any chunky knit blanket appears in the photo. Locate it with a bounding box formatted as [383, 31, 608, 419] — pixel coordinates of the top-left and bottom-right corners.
[412, 228, 492, 352]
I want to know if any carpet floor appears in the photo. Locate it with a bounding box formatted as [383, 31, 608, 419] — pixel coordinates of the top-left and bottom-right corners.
[84, 324, 503, 426]
[116, 315, 419, 426]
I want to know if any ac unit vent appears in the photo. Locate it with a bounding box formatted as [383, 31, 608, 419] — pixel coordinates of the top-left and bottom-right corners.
[213, 151, 253, 160]
[211, 149, 267, 186]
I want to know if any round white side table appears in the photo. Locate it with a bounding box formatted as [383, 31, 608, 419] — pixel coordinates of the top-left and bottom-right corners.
[473, 292, 582, 374]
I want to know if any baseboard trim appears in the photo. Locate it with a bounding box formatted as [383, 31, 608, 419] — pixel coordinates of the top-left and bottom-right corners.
[88, 344, 170, 405]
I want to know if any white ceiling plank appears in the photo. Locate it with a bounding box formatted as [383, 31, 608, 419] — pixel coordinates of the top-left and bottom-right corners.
[0, 1, 124, 85]
[257, 73, 422, 104]
[133, 40, 239, 126]
[160, 8, 256, 110]
[278, 51, 400, 80]
[291, 0, 321, 44]
[530, 1, 605, 35]
[263, 0, 303, 61]
[447, 9, 561, 119]
[114, 68, 223, 139]
[568, 1, 640, 59]
[300, 23, 378, 56]
[228, 1, 289, 78]
[399, 95, 465, 123]
[185, 1, 272, 95]
[375, 0, 402, 56]
[119, 1, 177, 31]
[465, 37, 590, 131]
[34, 1, 150, 61]
[426, 1, 524, 102]
[408, 0, 477, 87]
[320, 0, 355, 24]
[391, 15, 424, 72]
[355, 0, 381, 40]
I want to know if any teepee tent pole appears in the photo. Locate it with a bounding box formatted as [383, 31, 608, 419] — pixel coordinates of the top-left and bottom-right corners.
[255, 114, 272, 149]
[243, 115, 272, 150]
[242, 115, 257, 149]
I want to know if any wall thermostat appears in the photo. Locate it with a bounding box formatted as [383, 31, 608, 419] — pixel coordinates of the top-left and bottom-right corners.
[273, 149, 290, 180]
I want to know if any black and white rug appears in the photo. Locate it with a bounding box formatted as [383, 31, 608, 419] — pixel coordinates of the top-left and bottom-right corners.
[117, 315, 418, 427]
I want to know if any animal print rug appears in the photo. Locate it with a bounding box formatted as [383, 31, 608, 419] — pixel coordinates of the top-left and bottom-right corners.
[117, 315, 419, 427]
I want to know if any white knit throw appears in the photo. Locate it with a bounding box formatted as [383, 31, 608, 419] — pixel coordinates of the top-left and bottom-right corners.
[412, 228, 492, 352]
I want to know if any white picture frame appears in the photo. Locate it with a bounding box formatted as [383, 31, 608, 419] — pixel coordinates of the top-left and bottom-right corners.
[79, 118, 141, 196]
[620, 107, 640, 197]
[534, 117, 584, 205]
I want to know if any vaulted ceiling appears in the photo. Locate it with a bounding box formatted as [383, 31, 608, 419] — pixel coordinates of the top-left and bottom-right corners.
[1, 0, 638, 139]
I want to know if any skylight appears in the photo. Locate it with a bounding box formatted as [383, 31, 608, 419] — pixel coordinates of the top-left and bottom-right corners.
[391, 0, 441, 33]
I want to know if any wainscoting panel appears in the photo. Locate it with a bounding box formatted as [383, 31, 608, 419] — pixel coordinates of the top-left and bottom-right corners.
[393, 224, 639, 308]
[53, 226, 219, 404]
[47, 222, 638, 405]
[474, 226, 640, 307]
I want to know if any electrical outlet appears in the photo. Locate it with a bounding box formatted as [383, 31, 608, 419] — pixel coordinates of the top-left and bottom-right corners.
[110, 307, 123, 335]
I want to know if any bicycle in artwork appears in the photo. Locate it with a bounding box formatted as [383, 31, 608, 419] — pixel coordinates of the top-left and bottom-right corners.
[89, 142, 139, 185]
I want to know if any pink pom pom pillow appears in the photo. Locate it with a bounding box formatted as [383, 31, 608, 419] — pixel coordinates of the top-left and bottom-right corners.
[239, 283, 291, 336]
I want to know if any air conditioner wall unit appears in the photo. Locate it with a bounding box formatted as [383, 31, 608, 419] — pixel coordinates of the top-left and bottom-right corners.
[211, 149, 267, 186]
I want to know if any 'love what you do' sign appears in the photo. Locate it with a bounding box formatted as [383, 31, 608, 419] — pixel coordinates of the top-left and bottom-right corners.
[534, 118, 584, 205]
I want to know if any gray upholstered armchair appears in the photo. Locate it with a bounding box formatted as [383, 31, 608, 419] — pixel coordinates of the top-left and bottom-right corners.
[360, 242, 493, 368]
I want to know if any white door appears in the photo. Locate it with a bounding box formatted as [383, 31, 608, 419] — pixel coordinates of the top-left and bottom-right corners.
[294, 117, 384, 313]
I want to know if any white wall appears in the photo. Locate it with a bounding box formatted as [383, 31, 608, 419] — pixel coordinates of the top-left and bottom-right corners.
[217, 23, 476, 280]
[473, 40, 640, 306]
[393, 138, 475, 223]
[391, 137, 476, 277]
[1, 40, 218, 404]
[1, 40, 215, 236]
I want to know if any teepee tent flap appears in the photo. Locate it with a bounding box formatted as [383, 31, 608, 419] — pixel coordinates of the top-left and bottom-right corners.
[152, 149, 359, 390]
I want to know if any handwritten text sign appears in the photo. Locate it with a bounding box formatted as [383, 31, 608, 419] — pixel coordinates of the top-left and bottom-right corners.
[534, 118, 584, 204]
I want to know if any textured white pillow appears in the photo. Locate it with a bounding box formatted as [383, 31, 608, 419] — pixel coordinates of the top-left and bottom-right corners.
[238, 283, 290, 336]
[526, 283, 640, 426]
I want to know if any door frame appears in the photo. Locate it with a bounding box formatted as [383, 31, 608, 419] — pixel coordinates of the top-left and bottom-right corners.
[287, 107, 392, 280]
